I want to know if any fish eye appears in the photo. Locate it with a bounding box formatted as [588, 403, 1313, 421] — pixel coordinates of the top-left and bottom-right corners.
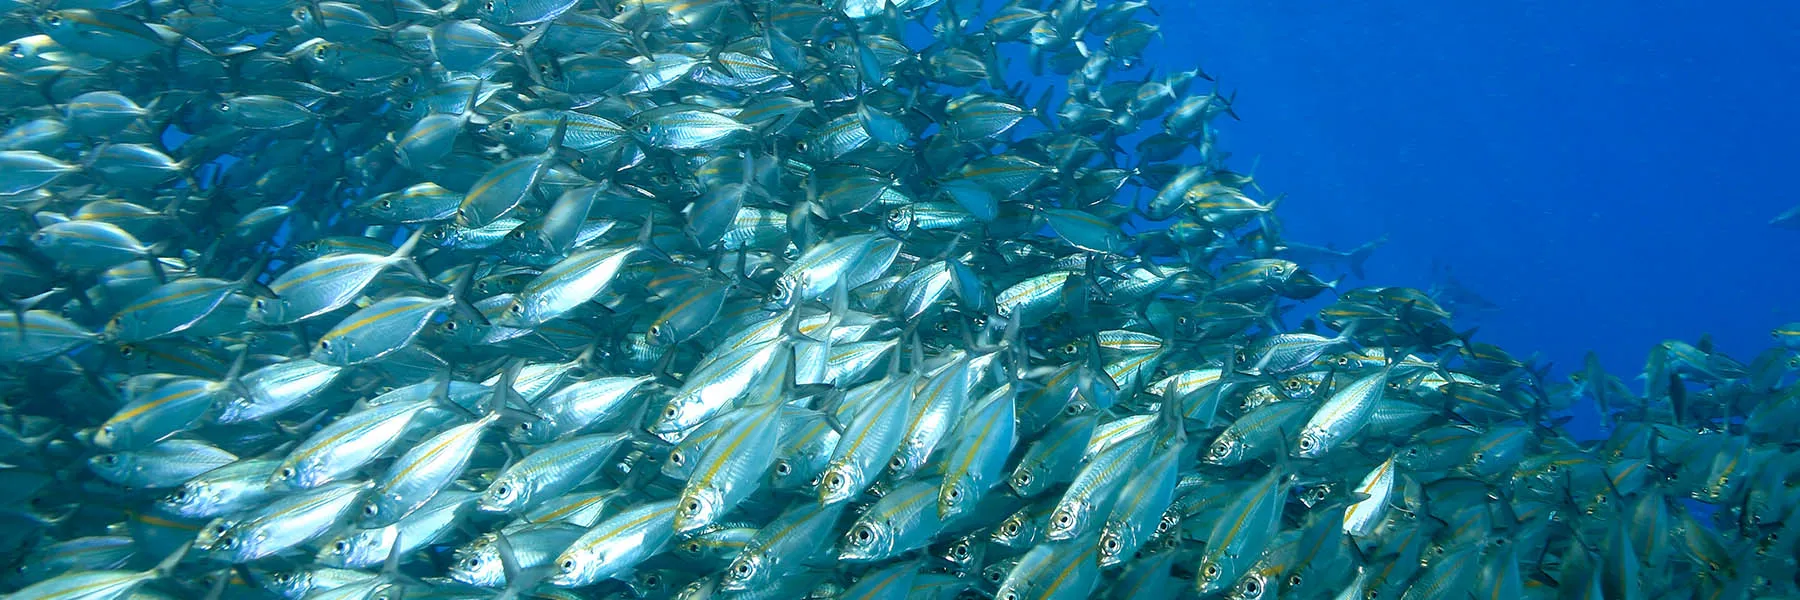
[170, 489, 189, 502]
[613, 2, 625, 11]
[1001, 520, 1019, 535]
[774, 461, 791, 476]
[217, 101, 232, 112]
[851, 525, 873, 543]
[1014, 472, 1031, 486]
[401, 101, 415, 111]
[1100, 535, 1119, 553]
[825, 472, 844, 489]
[560, 559, 575, 572]
[43, 14, 61, 26]
[444, 321, 458, 332]
[824, 41, 838, 51]
[333, 540, 348, 553]
[318, 340, 331, 350]
[946, 487, 960, 500]
[362, 504, 378, 516]
[509, 304, 524, 314]
[642, 573, 661, 587]
[464, 557, 481, 569]
[1243, 578, 1260, 595]
[398, 75, 413, 86]
[794, 141, 809, 152]
[1203, 563, 1220, 580]
[637, 124, 652, 134]
[314, 45, 330, 59]
[1288, 574, 1303, 587]
[662, 405, 678, 419]
[682, 498, 700, 513]
[484, 0, 494, 9]
[277, 467, 295, 480]
[495, 484, 510, 497]
[1284, 379, 1301, 390]
[499, 121, 513, 131]
[887, 456, 904, 470]
[1298, 437, 1315, 451]
[1405, 447, 1419, 456]
[670, 450, 685, 466]
[732, 562, 751, 577]
[684, 541, 702, 553]
[99, 454, 118, 465]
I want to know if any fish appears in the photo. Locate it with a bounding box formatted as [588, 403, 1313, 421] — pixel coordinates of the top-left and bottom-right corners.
[0, 0, 1789, 598]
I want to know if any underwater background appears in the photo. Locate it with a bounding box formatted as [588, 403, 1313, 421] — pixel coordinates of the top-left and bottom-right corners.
[1176, 0, 1800, 439]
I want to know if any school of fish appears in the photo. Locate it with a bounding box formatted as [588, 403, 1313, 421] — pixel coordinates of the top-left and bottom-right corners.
[0, 0, 1797, 598]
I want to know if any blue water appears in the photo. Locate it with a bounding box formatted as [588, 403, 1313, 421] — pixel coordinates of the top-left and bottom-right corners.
[1160, 2, 1800, 424]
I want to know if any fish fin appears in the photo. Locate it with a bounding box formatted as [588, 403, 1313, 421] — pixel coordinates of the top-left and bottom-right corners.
[152, 540, 192, 577]
[445, 257, 489, 327]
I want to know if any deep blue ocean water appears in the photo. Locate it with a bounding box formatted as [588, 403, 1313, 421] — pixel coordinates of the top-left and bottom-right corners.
[1156, 1, 1800, 436]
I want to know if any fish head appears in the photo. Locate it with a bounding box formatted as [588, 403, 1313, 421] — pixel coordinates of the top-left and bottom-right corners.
[311, 334, 353, 365]
[937, 478, 976, 520]
[161, 480, 222, 518]
[650, 398, 709, 439]
[1008, 462, 1049, 496]
[1044, 501, 1089, 541]
[86, 451, 133, 482]
[508, 415, 558, 445]
[479, 475, 527, 513]
[247, 296, 288, 325]
[490, 295, 538, 328]
[1228, 568, 1275, 600]
[991, 511, 1031, 548]
[448, 540, 505, 587]
[717, 552, 766, 591]
[1195, 557, 1231, 594]
[90, 421, 125, 449]
[1203, 432, 1242, 466]
[817, 463, 860, 505]
[766, 273, 804, 309]
[673, 488, 723, 534]
[315, 532, 368, 568]
[1293, 428, 1329, 459]
[547, 545, 602, 587]
[883, 206, 914, 235]
[1096, 528, 1130, 567]
[837, 520, 891, 561]
[250, 567, 314, 598]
